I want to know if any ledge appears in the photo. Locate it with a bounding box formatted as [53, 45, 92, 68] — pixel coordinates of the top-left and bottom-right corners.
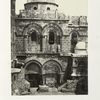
[68, 25, 88, 28]
[16, 52, 60, 56]
[24, 2, 58, 7]
[15, 18, 69, 22]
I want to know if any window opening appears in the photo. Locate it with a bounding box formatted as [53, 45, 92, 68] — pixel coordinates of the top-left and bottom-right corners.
[49, 31, 55, 45]
[47, 7, 50, 10]
[31, 31, 37, 42]
[34, 7, 37, 10]
[71, 32, 78, 53]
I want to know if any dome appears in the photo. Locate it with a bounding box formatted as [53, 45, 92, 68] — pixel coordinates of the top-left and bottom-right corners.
[26, 0, 58, 7]
[75, 42, 87, 55]
[75, 42, 86, 50]
[27, 0, 55, 3]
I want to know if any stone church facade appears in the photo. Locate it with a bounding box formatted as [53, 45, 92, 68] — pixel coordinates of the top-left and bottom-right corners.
[11, 0, 88, 87]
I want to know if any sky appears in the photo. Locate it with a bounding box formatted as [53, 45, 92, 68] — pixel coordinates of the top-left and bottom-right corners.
[16, 0, 88, 16]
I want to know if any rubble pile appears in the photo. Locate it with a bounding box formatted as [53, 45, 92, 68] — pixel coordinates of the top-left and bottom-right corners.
[12, 78, 30, 95]
[58, 80, 78, 93]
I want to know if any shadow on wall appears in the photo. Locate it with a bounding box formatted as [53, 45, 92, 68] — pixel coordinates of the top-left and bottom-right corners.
[63, 56, 73, 82]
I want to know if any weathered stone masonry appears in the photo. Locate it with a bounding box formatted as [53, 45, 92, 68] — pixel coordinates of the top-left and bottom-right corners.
[12, 0, 88, 87]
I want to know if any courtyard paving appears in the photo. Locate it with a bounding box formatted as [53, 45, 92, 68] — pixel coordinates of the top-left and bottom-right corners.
[30, 88, 75, 95]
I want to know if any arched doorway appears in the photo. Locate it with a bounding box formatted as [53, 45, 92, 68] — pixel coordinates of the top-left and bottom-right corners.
[43, 60, 61, 87]
[25, 60, 43, 87]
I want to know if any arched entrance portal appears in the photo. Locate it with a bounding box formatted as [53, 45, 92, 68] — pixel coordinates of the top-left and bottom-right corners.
[43, 60, 61, 87]
[25, 60, 43, 87]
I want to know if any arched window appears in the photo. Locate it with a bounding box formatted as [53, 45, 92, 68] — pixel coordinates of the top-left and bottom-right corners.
[71, 32, 78, 53]
[47, 7, 50, 10]
[31, 31, 37, 42]
[49, 31, 55, 45]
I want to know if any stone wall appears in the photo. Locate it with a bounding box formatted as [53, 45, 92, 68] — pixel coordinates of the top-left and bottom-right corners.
[15, 37, 24, 53]
[19, 3, 58, 19]
[15, 19, 88, 55]
[15, 20, 70, 54]
[25, 55, 67, 71]
[61, 36, 70, 54]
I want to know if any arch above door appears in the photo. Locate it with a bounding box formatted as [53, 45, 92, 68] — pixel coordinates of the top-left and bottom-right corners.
[25, 60, 42, 74]
[43, 60, 62, 87]
[24, 60, 43, 87]
[43, 60, 62, 74]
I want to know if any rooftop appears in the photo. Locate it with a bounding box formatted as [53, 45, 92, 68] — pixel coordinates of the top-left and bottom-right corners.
[27, 0, 55, 3]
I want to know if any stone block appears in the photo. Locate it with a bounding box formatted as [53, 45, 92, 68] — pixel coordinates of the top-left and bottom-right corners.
[37, 85, 49, 92]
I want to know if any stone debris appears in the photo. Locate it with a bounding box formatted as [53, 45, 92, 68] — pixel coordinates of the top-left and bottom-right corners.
[37, 85, 49, 92]
[58, 80, 78, 93]
[49, 87, 58, 93]
[12, 78, 30, 95]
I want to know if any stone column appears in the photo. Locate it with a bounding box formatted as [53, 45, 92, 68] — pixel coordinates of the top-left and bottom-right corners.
[42, 70, 46, 85]
[60, 72, 64, 83]
[24, 35, 28, 53]
[71, 57, 78, 77]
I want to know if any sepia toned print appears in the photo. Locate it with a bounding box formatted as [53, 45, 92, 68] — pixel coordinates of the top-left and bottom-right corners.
[11, 0, 88, 95]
